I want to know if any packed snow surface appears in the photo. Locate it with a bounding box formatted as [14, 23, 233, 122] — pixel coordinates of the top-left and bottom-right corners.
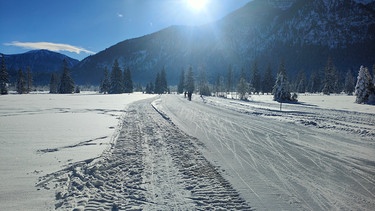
[1, 93, 374, 210]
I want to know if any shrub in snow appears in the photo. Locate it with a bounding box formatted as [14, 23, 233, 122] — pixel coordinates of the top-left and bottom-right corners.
[355, 65, 374, 104]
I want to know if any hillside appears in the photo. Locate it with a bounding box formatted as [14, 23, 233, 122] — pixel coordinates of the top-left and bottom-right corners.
[2, 50, 79, 85]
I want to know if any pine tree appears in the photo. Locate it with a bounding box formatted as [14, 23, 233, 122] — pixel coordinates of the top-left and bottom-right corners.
[355, 66, 373, 104]
[185, 66, 195, 100]
[177, 69, 185, 94]
[198, 67, 210, 96]
[273, 61, 295, 102]
[59, 59, 75, 94]
[296, 70, 307, 93]
[250, 62, 261, 94]
[226, 66, 233, 93]
[109, 59, 123, 94]
[160, 67, 168, 93]
[307, 69, 322, 93]
[123, 67, 133, 93]
[262, 65, 274, 94]
[16, 68, 26, 94]
[0, 54, 9, 95]
[322, 57, 337, 95]
[100, 67, 110, 94]
[49, 73, 58, 94]
[26, 66, 32, 93]
[154, 72, 161, 94]
[344, 69, 355, 95]
[237, 68, 249, 100]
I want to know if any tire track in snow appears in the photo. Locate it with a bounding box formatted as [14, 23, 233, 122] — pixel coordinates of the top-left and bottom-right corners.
[160, 95, 375, 211]
[37, 98, 251, 210]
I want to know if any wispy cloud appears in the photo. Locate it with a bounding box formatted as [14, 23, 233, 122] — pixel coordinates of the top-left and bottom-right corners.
[4, 41, 96, 54]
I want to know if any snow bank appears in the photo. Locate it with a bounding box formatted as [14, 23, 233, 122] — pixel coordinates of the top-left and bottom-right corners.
[0, 92, 154, 210]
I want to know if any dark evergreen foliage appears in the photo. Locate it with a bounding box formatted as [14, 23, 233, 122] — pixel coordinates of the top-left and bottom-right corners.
[16, 69, 26, 94]
[123, 67, 133, 93]
[154, 67, 168, 94]
[307, 69, 321, 93]
[49, 73, 59, 94]
[344, 69, 355, 95]
[177, 69, 185, 94]
[322, 57, 338, 95]
[0, 54, 9, 95]
[185, 66, 195, 93]
[237, 68, 249, 100]
[59, 59, 75, 94]
[250, 62, 261, 94]
[26, 66, 33, 93]
[100, 67, 110, 94]
[226, 66, 233, 92]
[109, 59, 123, 94]
[262, 65, 274, 94]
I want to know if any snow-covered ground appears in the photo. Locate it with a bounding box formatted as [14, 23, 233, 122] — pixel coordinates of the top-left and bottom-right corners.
[1, 92, 374, 210]
[0, 92, 154, 210]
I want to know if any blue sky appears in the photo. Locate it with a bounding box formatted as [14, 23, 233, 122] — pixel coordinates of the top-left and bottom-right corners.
[0, 0, 251, 61]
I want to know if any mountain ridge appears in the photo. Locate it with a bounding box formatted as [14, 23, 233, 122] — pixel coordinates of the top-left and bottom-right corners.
[72, 0, 375, 85]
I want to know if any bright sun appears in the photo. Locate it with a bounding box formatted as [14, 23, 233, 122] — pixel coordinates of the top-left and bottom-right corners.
[186, 0, 208, 11]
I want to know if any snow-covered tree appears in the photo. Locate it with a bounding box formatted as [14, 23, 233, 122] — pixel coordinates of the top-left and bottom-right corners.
[307, 69, 322, 93]
[0, 54, 9, 95]
[344, 69, 355, 95]
[109, 59, 123, 94]
[198, 67, 210, 96]
[100, 67, 110, 94]
[16, 69, 26, 94]
[273, 61, 296, 102]
[59, 59, 75, 94]
[355, 66, 373, 104]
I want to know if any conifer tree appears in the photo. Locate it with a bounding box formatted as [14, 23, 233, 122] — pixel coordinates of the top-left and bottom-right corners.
[237, 68, 249, 100]
[322, 57, 337, 95]
[100, 67, 110, 94]
[198, 67, 210, 96]
[226, 66, 233, 93]
[250, 62, 261, 94]
[109, 59, 123, 94]
[26, 66, 32, 93]
[49, 73, 58, 94]
[154, 72, 161, 94]
[296, 70, 307, 93]
[273, 61, 295, 102]
[307, 69, 321, 93]
[160, 67, 168, 93]
[16, 68, 26, 94]
[355, 66, 373, 104]
[59, 59, 75, 94]
[344, 69, 355, 95]
[0, 54, 9, 95]
[185, 66, 195, 100]
[262, 64, 274, 94]
[177, 69, 185, 94]
[123, 67, 133, 93]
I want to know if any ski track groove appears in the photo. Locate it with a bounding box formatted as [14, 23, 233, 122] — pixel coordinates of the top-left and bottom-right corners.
[160, 95, 375, 210]
[37, 98, 251, 210]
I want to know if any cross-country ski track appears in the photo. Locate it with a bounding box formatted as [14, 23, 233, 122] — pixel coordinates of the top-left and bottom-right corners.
[38, 94, 375, 210]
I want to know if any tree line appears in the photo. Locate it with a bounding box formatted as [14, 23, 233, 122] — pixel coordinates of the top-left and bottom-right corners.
[99, 59, 133, 94]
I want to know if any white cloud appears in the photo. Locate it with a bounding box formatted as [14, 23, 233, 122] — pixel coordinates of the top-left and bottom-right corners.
[4, 41, 96, 55]
[117, 13, 123, 18]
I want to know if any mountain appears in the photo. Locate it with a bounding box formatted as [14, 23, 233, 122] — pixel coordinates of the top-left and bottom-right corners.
[2, 49, 79, 85]
[73, 0, 375, 85]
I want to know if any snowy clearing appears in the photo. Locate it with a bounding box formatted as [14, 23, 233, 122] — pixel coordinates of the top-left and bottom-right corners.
[1, 93, 374, 210]
[0, 92, 154, 210]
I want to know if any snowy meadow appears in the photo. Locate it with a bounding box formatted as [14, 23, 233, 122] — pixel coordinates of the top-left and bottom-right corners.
[0, 92, 374, 210]
[0, 92, 154, 210]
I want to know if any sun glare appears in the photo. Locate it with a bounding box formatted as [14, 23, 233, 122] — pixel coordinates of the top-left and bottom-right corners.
[186, 0, 208, 11]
